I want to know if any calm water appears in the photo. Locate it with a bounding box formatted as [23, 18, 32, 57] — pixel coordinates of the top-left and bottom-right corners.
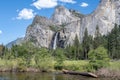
[0, 72, 119, 80]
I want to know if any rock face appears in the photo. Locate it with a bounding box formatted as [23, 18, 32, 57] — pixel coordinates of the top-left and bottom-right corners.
[80, 0, 117, 39]
[114, 0, 120, 25]
[25, 15, 54, 48]
[25, 0, 120, 49]
[51, 6, 81, 24]
[51, 6, 82, 46]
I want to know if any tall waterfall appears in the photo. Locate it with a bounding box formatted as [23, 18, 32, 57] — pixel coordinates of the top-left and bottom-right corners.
[53, 32, 58, 50]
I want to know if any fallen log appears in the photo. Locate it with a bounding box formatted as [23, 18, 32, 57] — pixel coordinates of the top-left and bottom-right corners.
[62, 70, 98, 78]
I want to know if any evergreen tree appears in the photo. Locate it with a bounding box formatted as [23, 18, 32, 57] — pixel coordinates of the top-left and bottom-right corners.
[0, 44, 5, 56]
[88, 35, 94, 50]
[64, 45, 72, 59]
[108, 24, 120, 59]
[82, 28, 90, 59]
[93, 25, 102, 49]
[73, 34, 80, 60]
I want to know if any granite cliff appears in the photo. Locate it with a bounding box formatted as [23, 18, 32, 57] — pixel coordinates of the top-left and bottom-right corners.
[24, 0, 120, 49]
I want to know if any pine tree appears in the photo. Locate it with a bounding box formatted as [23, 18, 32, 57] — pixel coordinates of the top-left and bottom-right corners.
[108, 24, 120, 59]
[82, 28, 90, 59]
[93, 25, 102, 49]
[74, 34, 80, 59]
[0, 44, 5, 56]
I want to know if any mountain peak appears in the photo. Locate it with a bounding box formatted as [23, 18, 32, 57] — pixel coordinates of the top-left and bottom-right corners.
[51, 5, 80, 24]
[54, 5, 70, 15]
[55, 5, 66, 10]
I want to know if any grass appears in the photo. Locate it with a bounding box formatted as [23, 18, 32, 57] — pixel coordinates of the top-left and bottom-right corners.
[108, 60, 120, 70]
[60, 60, 120, 72]
[63, 60, 89, 71]
[0, 58, 120, 72]
[0, 57, 55, 72]
[0, 59, 17, 68]
[0, 59, 89, 72]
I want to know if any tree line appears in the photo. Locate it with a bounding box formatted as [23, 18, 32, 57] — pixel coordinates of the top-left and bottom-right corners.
[65, 24, 120, 60]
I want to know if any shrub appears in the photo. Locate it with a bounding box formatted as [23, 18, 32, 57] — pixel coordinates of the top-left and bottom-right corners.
[88, 46, 110, 71]
[63, 60, 89, 71]
[34, 48, 54, 71]
[54, 48, 66, 70]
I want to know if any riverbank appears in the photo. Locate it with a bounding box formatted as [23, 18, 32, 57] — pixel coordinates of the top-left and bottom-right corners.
[96, 68, 120, 78]
[0, 59, 120, 78]
[96, 60, 120, 78]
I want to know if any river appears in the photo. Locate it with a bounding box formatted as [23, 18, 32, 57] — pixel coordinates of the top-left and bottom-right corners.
[0, 72, 119, 80]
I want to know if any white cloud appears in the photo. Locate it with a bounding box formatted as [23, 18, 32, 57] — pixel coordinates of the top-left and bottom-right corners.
[32, 0, 58, 9]
[0, 30, 2, 34]
[59, 0, 76, 4]
[17, 8, 36, 20]
[80, 2, 89, 7]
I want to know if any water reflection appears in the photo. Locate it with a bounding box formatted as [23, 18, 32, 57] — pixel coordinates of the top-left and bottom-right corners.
[0, 72, 119, 80]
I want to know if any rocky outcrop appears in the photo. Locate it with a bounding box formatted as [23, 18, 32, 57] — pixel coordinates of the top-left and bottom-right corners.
[51, 6, 81, 24]
[24, 0, 120, 49]
[25, 15, 54, 48]
[114, 0, 120, 25]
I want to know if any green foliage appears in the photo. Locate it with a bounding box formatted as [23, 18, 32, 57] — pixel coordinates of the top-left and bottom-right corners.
[108, 24, 120, 59]
[63, 60, 89, 71]
[0, 42, 55, 71]
[49, 25, 65, 32]
[49, 25, 58, 31]
[65, 45, 76, 59]
[93, 25, 103, 49]
[74, 34, 80, 48]
[73, 35, 81, 60]
[88, 46, 110, 70]
[65, 34, 83, 60]
[0, 58, 27, 71]
[54, 48, 66, 70]
[82, 28, 93, 59]
[108, 60, 120, 71]
[0, 44, 5, 56]
[34, 48, 54, 70]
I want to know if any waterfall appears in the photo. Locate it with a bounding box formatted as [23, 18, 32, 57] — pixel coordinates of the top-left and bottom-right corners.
[53, 32, 58, 50]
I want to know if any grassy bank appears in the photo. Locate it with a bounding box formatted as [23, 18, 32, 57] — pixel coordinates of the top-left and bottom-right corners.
[0, 59, 89, 72]
[63, 60, 89, 71]
[0, 59, 88, 72]
[0, 59, 120, 72]
[63, 60, 120, 72]
[0, 58, 54, 72]
[108, 60, 120, 71]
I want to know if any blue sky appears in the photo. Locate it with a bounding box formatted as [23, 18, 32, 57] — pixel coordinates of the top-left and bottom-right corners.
[0, 0, 100, 45]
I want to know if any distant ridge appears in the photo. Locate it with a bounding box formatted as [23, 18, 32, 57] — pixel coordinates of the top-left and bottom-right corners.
[6, 37, 24, 48]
